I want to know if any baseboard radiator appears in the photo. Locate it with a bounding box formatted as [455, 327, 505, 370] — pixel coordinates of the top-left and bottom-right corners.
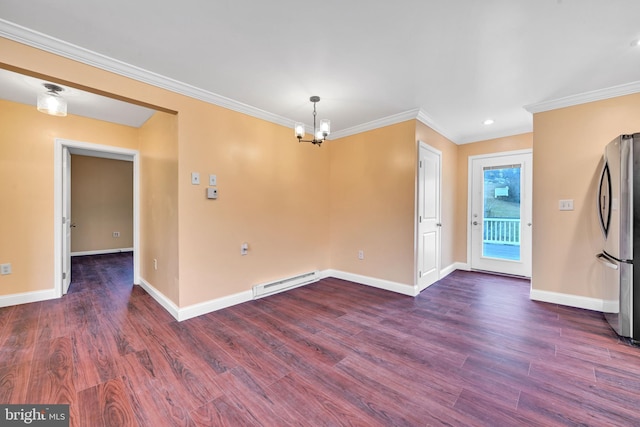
[252, 270, 320, 299]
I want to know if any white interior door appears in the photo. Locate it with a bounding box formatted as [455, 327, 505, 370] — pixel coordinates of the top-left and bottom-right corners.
[62, 147, 72, 294]
[470, 151, 532, 277]
[417, 143, 441, 290]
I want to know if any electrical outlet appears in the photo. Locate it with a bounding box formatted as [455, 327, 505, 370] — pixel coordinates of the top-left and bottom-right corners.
[153, 259, 158, 270]
[113, 231, 120, 238]
[358, 250, 364, 260]
[559, 199, 574, 211]
[0, 263, 11, 275]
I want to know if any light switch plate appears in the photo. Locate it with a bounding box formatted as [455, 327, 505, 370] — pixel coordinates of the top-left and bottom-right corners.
[191, 172, 200, 185]
[209, 174, 217, 186]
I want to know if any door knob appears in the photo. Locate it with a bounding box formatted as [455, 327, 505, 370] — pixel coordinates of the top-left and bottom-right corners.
[436, 223, 442, 227]
[473, 221, 478, 226]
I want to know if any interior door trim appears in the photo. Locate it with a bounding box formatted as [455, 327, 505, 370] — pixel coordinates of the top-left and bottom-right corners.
[54, 138, 140, 297]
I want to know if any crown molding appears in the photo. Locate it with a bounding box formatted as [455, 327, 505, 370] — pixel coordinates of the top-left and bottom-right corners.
[329, 109, 421, 140]
[415, 109, 457, 143]
[524, 80, 640, 114]
[330, 108, 459, 143]
[456, 124, 533, 145]
[0, 19, 296, 129]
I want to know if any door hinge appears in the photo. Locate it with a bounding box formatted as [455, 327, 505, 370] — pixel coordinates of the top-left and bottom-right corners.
[63, 216, 66, 224]
[419, 160, 423, 168]
[419, 216, 422, 223]
[62, 272, 66, 280]
[419, 271, 422, 278]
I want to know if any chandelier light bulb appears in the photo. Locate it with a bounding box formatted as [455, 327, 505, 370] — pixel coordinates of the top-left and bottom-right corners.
[320, 119, 331, 136]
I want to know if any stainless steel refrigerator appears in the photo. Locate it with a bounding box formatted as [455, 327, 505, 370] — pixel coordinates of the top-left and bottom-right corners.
[596, 133, 640, 342]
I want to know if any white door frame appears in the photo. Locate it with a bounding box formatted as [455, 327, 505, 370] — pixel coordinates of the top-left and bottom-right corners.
[416, 141, 442, 291]
[467, 148, 532, 276]
[54, 138, 140, 296]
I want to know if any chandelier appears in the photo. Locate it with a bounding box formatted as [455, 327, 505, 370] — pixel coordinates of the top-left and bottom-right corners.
[294, 96, 330, 146]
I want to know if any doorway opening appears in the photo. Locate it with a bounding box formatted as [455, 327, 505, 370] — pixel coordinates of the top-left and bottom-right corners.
[54, 138, 140, 297]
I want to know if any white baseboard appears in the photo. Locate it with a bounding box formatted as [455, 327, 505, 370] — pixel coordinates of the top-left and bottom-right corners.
[138, 267, 465, 322]
[441, 262, 469, 278]
[178, 290, 253, 322]
[0, 288, 59, 308]
[138, 277, 254, 322]
[71, 248, 134, 257]
[324, 269, 418, 296]
[138, 278, 180, 320]
[530, 289, 604, 312]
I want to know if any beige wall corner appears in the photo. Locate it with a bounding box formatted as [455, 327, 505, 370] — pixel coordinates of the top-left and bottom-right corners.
[329, 121, 417, 286]
[140, 111, 179, 305]
[532, 93, 640, 300]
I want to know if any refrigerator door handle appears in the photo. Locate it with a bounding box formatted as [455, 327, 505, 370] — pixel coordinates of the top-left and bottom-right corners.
[596, 253, 619, 270]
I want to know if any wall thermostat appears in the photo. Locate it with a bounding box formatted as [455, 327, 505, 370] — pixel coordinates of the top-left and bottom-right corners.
[207, 187, 218, 199]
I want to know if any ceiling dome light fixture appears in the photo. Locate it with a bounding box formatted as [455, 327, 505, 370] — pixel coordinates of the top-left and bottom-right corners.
[294, 96, 330, 146]
[483, 118, 495, 125]
[37, 83, 67, 117]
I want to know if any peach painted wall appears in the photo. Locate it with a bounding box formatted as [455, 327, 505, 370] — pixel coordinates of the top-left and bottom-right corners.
[139, 111, 179, 304]
[70, 155, 133, 253]
[456, 133, 533, 263]
[1, 37, 331, 308]
[532, 94, 640, 299]
[415, 121, 460, 271]
[0, 99, 138, 296]
[176, 100, 330, 306]
[329, 121, 417, 286]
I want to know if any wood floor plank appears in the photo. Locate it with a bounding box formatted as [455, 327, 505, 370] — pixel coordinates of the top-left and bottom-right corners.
[190, 393, 261, 427]
[0, 303, 41, 370]
[118, 350, 197, 427]
[190, 315, 291, 389]
[266, 372, 375, 427]
[3, 253, 640, 426]
[213, 368, 296, 426]
[71, 327, 119, 392]
[78, 378, 139, 427]
[0, 362, 30, 404]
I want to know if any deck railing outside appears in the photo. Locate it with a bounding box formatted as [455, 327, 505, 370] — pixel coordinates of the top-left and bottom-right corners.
[483, 218, 520, 245]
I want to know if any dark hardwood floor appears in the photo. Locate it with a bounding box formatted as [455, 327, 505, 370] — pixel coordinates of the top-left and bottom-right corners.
[1, 253, 640, 426]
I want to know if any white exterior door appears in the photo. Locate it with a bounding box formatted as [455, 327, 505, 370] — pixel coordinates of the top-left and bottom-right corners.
[469, 151, 532, 277]
[417, 143, 441, 291]
[62, 147, 72, 294]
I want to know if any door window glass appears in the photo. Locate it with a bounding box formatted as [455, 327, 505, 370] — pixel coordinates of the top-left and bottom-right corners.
[483, 165, 521, 261]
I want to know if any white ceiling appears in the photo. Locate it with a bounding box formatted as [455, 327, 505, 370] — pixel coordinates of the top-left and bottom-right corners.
[1, 0, 640, 142]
